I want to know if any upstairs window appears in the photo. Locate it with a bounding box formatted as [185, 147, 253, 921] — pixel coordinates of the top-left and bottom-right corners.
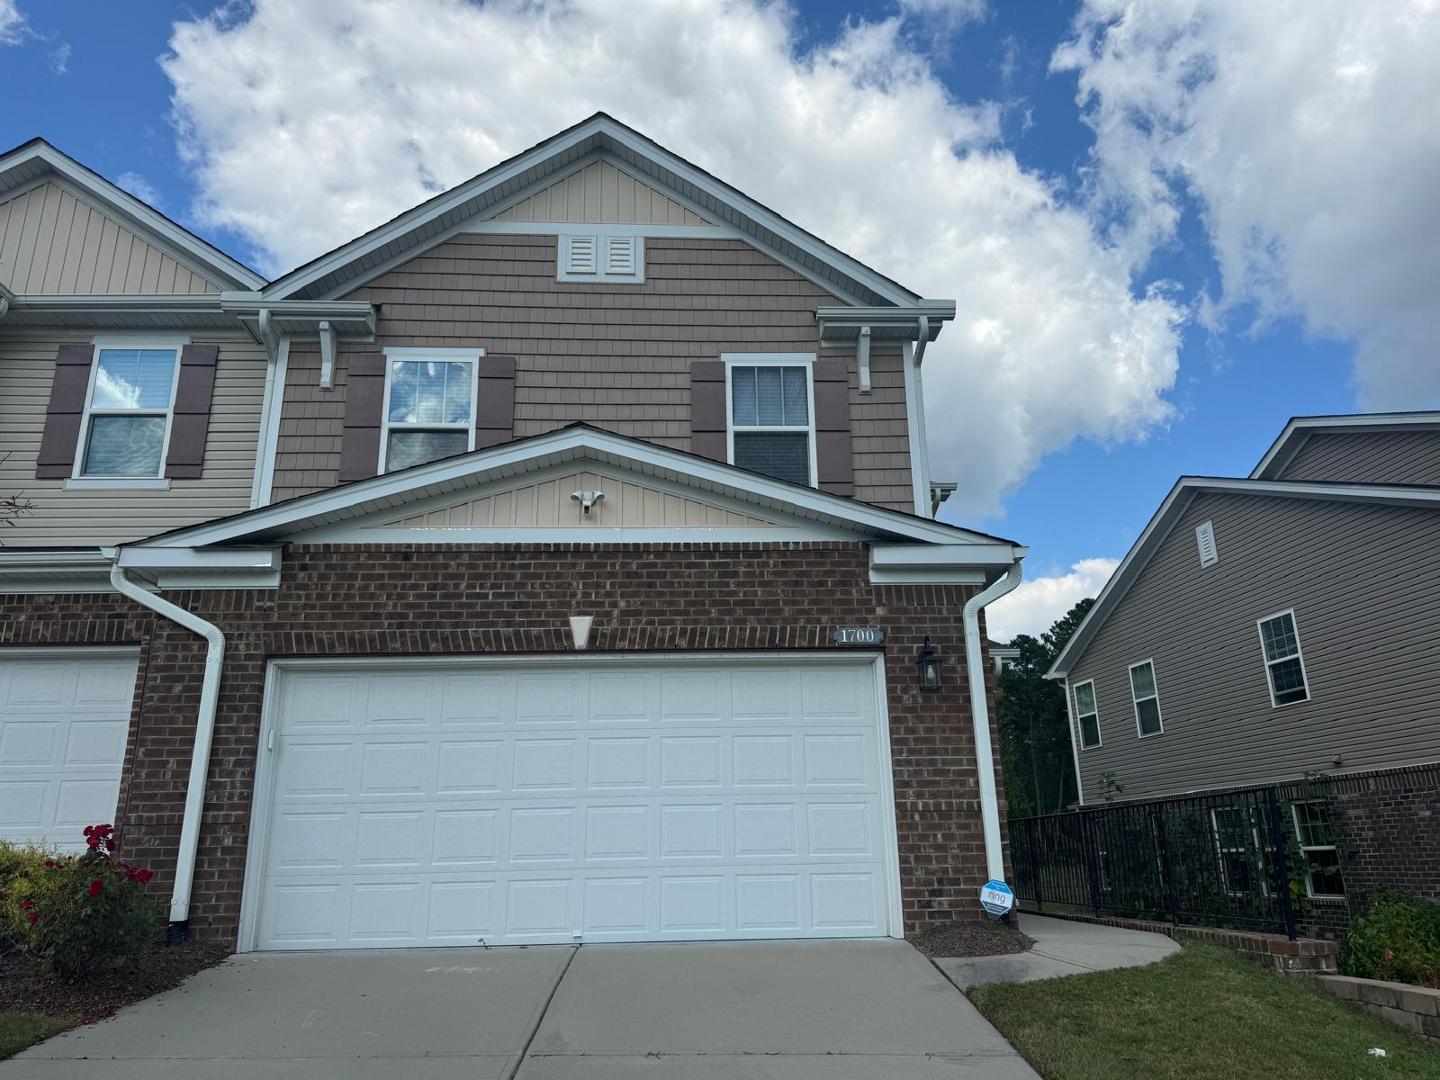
[380, 349, 482, 472]
[1257, 609, 1310, 707]
[1073, 679, 1101, 749]
[1128, 660, 1164, 737]
[727, 357, 815, 487]
[558, 233, 644, 283]
[79, 342, 181, 478]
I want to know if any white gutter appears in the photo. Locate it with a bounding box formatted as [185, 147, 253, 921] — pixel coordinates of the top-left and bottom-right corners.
[106, 559, 225, 939]
[962, 560, 1023, 884]
[910, 322, 933, 519]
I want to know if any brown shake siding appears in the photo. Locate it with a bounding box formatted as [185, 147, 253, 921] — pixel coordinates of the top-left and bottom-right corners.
[1067, 492, 1440, 801]
[1276, 430, 1440, 486]
[270, 235, 914, 509]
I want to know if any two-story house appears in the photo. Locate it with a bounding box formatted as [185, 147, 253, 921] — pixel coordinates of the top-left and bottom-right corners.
[0, 115, 1025, 952]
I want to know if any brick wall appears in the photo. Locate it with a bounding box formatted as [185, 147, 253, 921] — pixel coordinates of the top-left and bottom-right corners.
[1330, 764, 1440, 911]
[0, 542, 1006, 945]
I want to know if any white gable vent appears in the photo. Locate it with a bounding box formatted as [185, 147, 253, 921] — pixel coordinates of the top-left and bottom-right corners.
[558, 232, 644, 283]
[1195, 519, 1219, 568]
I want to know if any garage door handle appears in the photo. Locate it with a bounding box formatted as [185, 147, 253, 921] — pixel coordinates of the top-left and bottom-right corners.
[266, 729, 276, 752]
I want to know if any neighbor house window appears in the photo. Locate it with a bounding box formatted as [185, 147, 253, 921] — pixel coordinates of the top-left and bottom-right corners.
[380, 348, 483, 472]
[1257, 609, 1310, 707]
[1291, 801, 1345, 899]
[1128, 660, 1164, 737]
[1073, 680, 1101, 749]
[726, 356, 815, 486]
[78, 341, 182, 477]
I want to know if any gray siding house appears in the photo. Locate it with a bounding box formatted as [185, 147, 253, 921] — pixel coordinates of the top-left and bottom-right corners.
[1050, 412, 1440, 805]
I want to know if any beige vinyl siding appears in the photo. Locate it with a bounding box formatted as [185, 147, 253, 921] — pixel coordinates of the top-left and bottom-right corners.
[1278, 430, 1440, 486]
[0, 182, 219, 296]
[387, 469, 777, 528]
[1068, 491, 1440, 801]
[0, 330, 265, 544]
[272, 234, 913, 509]
[493, 160, 710, 225]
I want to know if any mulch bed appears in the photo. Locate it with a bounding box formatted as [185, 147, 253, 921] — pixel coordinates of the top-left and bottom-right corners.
[0, 941, 230, 1025]
[912, 919, 1034, 958]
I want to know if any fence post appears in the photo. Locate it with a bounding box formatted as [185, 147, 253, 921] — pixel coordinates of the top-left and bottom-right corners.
[1028, 820, 1045, 913]
[1152, 807, 1180, 928]
[1264, 789, 1298, 941]
[1082, 812, 1103, 917]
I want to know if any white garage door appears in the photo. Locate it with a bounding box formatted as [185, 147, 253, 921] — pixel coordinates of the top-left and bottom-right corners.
[0, 650, 138, 850]
[245, 656, 899, 950]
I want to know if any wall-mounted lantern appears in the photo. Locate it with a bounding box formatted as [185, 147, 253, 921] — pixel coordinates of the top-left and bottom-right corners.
[917, 638, 943, 692]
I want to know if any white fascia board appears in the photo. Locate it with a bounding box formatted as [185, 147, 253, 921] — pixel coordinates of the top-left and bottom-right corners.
[0, 142, 265, 290]
[134, 427, 1006, 550]
[816, 304, 956, 334]
[297, 526, 848, 545]
[117, 546, 281, 572]
[1251, 412, 1440, 479]
[868, 543, 1022, 585]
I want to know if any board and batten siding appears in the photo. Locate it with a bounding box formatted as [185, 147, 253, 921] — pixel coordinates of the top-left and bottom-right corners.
[1067, 491, 1440, 802]
[0, 330, 265, 544]
[270, 234, 913, 509]
[0, 182, 219, 296]
[492, 159, 710, 226]
[1277, 430, 1440, 486]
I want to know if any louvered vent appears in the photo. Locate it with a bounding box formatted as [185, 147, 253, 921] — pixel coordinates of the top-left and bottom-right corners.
[1195, 519, 1219, 568]
[605, 236, 637, 275]
[566, 235, 597, 275]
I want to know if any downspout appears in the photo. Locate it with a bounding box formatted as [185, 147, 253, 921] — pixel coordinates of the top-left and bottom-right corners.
[910, 315, 933, 517]
[962, 559, 1023, 884]
[106, 558, 225, 942]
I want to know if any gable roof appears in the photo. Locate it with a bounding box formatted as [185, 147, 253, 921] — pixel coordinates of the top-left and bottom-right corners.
[1047, 475, 1440, 679]
[0, 138, 265, 292]
[1251, 411, 1440, 480]
[132, 422, 1020, 555]
[261, 113, 931, 308]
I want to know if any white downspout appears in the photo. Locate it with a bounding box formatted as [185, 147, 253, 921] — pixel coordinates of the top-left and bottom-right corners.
[107, 559, 225, 939]
[962, 559, 1023, 884]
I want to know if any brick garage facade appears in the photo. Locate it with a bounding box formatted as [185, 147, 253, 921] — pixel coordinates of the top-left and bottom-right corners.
[0, 542, 1007, 945]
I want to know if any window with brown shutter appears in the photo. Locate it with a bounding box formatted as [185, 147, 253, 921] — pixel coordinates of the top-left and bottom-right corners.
[164, 345, 220, 479]
[35, 343, 97, 479]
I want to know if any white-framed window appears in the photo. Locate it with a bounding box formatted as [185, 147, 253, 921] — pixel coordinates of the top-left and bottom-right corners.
[557, 232, 645, 283]
[1073, 679, 1101, 749]
[1128, 659, 1164, 737]
[1291, 801, 1345, 899]
[724, 353, 816, 487]
[379, 348, 485, 473]
[75, 335, 187, 480]
[1257, 609, 1310, 707]
[1211, 805, 1265, 896]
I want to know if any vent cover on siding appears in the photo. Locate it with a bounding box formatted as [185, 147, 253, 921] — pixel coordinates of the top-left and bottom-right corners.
[605, 235, 637, 275]
[564, 234, 596, 275]
[1195, 519, 1219, 568]
[557, 233, 644, 283]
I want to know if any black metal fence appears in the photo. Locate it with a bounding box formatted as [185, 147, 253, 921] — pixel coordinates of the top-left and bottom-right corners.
[1010, 785, 1300, 938]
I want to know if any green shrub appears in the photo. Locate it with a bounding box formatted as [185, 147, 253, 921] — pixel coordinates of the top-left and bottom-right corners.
[1341, 890, 1440, 988]
[3, 825, 163, 982]
[0, 841, 54, 956]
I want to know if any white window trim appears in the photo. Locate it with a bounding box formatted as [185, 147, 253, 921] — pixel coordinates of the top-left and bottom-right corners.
[1290, 801, 1344, 900]
[1074, 678, 1102, 750]
[378, 347, 485, 474]
[1210, 805, 1266, 897]
[722, 353, 818, 489]
[1256, 608, 1311, 709]
[557, 232, 646, 283]
[73, 334, 189, 482]
[1128, 659, 1164, 738]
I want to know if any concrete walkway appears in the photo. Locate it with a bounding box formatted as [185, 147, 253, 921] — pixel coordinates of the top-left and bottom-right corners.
[933, 914, 1180, 990]
[7, 939, 1039, 1079]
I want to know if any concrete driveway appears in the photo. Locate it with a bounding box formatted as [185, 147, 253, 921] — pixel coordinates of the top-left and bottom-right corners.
[7, 939, 1038, 1079]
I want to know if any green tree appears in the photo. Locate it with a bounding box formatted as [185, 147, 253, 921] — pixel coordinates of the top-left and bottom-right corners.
[994, 598, 1094, 818]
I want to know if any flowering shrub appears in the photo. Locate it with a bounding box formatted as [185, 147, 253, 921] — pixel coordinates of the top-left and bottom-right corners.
[1341, 890, 1440, 989]
[0, 840, 54, 956]
[3, 825, 163, 981]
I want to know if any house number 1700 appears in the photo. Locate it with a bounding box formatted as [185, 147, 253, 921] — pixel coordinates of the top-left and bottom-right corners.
[832, 627, 886, 646]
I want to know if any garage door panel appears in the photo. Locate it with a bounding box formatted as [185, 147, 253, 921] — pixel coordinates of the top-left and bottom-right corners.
[252, 660, 894, 949]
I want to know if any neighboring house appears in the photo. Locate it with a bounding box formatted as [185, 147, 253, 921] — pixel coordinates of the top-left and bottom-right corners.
[988, 639, 1019, 678]
[1048, 412, 1440, 913]
[0, 115, 1025, 952]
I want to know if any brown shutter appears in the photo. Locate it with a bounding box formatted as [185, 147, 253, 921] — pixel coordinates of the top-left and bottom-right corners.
[813, 359, 854, 497]
[474, 354, 517, 450]
[164, 344, 220, 479]
[35, 343, 95, 479]
[337, 353, 386, 483]
[690, 360, 728, 462]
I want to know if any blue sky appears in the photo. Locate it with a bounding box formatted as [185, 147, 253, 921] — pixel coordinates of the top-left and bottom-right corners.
[2, 1, 1431, 637]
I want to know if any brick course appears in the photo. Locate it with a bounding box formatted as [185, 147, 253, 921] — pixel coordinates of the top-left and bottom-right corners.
[0, 542, 1006, 945]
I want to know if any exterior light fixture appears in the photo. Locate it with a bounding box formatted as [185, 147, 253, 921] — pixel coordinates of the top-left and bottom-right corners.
[917, 638, 943, 692]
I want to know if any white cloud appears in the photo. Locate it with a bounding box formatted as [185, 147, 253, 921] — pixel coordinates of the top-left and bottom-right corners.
[0, 0, 25, 46]
[1054, 0, 1440, 408]
[116, 171, 163, 209]
[899, 0, 988, 23]
[49, 40, 69, 74]
[984, 557, 1118, 642]
[162, 0, 1183, 518]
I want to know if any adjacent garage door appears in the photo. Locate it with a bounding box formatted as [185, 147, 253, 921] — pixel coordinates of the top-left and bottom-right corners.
[244, 656, 899, 950]
[0, 650, 138, 850]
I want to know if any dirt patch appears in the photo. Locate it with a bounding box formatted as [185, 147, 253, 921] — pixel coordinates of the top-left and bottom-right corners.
[0, 941, 229, 1025]
[913, 919, 1034, 958]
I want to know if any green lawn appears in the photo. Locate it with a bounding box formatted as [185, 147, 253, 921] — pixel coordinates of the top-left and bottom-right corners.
[0, 1012, 73, 1061]
[969, 941, 1440, 1080]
